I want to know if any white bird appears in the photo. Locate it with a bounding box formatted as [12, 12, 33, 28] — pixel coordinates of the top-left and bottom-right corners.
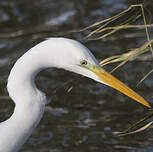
[0, 38, 150, 152]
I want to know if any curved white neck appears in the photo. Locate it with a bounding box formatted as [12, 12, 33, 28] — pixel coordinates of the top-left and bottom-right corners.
[0, 38, 97, 152]
[0, 47, 48, 152]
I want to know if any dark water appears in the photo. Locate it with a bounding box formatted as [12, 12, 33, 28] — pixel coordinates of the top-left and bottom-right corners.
[0, 0, 153, 151]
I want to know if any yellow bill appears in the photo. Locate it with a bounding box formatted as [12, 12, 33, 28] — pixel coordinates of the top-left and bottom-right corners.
[91, 65, 151, 108]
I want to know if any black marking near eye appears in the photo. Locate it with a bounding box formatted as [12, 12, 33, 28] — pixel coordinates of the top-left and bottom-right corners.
[80, 60, 88, 65]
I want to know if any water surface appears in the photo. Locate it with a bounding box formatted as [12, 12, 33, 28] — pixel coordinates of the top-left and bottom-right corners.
[0, 0, 153, 152]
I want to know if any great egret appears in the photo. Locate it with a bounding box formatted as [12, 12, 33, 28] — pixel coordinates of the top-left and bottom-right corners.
[0, 38, 150, 152]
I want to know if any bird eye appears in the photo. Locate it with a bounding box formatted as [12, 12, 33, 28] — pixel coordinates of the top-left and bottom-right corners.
[80, 60, 88, 66]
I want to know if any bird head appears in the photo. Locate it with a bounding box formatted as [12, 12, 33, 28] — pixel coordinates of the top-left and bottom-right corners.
[51, 38, 151, 108]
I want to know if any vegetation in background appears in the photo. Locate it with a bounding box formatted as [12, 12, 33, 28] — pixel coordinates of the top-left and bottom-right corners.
[81, 3, 153, 85]
[79, 2, 153, 136]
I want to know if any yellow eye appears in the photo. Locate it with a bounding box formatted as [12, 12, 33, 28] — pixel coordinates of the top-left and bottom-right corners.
[80, 60, 88, 66]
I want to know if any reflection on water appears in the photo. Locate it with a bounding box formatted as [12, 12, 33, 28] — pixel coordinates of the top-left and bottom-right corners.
[0, 0, 153, 152]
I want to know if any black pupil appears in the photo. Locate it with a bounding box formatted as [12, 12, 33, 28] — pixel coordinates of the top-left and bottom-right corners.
[82, 60, 87, 65]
